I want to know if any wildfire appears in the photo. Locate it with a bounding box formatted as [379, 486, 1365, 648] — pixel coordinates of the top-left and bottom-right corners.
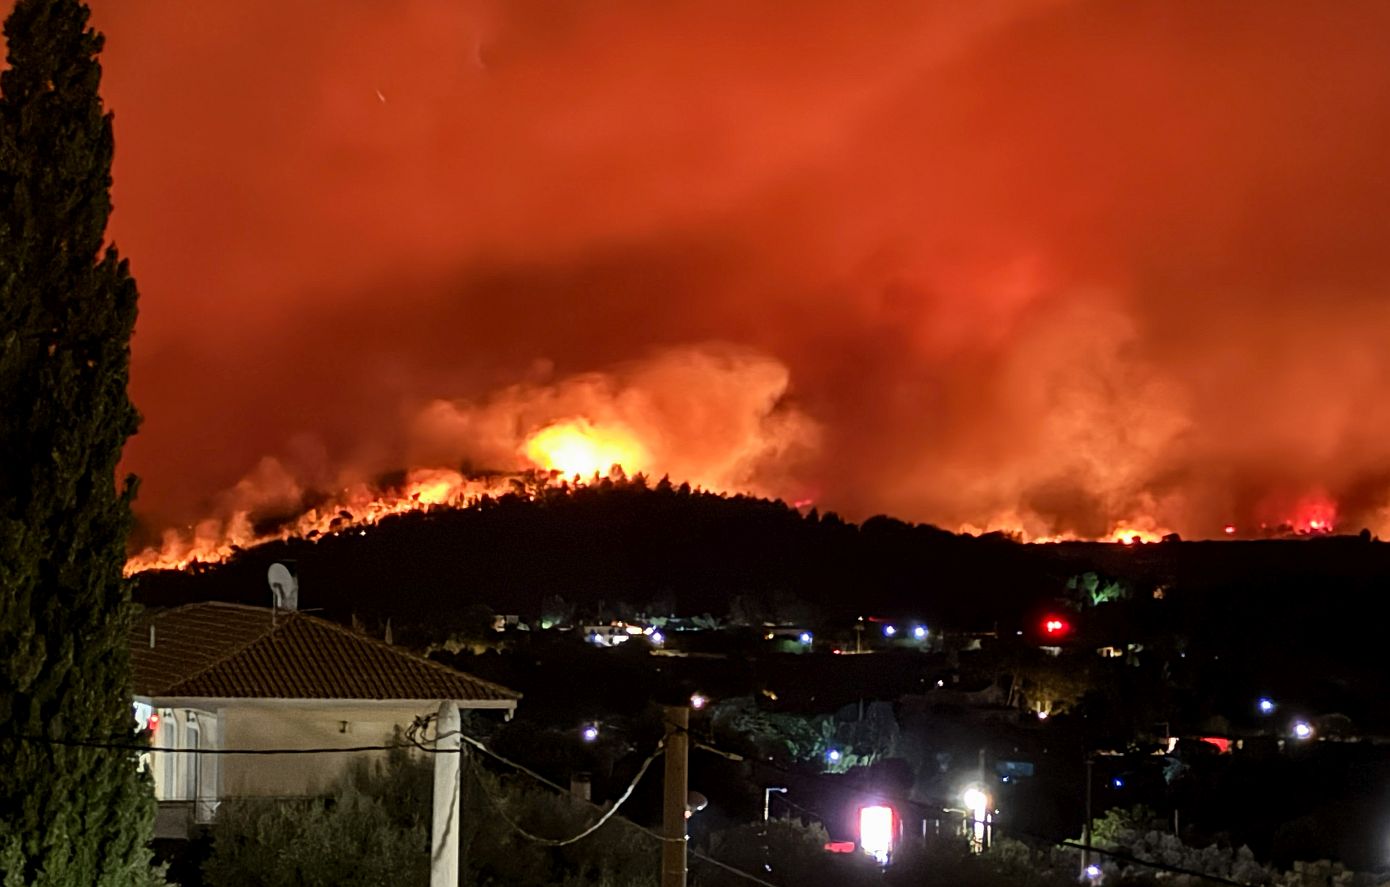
[521, 419, 648, 480]
[1291, 494, 1337, 535]
[124, 468, 520, 575]
[958, 512, 1174, 545]
[1107, 525, 1169, 545]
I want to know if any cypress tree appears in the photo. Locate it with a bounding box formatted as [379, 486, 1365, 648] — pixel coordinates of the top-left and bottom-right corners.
[0, 1, 158, 884]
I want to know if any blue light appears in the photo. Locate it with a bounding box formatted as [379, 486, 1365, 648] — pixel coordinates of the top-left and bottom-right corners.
[1111, 777, 1124, 788]
[883, 625, 897, 638]
[649, 630, 665, 645]
[581, 725, 599, 742]
[799, 631, 813, 645]
[1257, 697, 1275, 715]
[826, 748, 842, 763]
[912, 625, 927, 640]
[1085, 864, 1102, 879]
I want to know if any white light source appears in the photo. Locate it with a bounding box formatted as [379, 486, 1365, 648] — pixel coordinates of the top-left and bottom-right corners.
[649, 630, 665, 645]
[883, 625, 897, 638]
[1292, 721, 1313, 740]
[690, 693, 708, 710]
[826, 748, 842, 763]
[962, 787, 988, 817]
[858, 805, 894, 865]
[913, 625, 927, 640]
[1085, 863, 1102, 879]
[1258, 697, 1275, 715]
[799, 631, 813, 645]
[962, 786, 990, 852]
[581, 725, 599, 742]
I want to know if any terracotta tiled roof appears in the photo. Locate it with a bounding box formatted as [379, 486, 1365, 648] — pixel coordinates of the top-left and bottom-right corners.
[131, 602, 519, 703]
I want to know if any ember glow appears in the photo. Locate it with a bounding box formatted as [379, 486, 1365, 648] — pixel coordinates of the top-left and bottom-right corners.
[64, 1, 1390, 552]
[522, 419, 648, 481]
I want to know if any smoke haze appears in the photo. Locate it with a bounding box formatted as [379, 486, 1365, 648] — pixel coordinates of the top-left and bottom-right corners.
[65, 0, 1390, 540]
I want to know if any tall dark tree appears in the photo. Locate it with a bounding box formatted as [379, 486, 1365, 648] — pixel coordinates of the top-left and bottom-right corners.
[0, 1, 157, 883]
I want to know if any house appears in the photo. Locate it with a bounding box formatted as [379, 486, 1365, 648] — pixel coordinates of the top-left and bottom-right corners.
[130, 601, 519, 839]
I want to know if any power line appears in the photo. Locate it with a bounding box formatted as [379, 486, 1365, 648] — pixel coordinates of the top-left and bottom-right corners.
[463, 741, 664, 847]
[8, 725, 813, 887]
[689, 849, 783, 887]
[7, 733, 412, 755]
[1057, 841, 1251, 887]
[688, 733, 1261, 887]
[6, 729, 1267, 884]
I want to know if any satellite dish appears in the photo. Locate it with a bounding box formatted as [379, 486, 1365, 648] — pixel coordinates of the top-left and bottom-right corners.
[267, 562, 298, 612]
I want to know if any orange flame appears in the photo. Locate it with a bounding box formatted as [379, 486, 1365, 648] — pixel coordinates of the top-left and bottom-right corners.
[124, 468, 520, 575]
[521, 419, 648, 480]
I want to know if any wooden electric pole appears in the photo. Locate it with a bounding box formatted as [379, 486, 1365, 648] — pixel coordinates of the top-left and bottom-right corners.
[661, 705, 690, 887]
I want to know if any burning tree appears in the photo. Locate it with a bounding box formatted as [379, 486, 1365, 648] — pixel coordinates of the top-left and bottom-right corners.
[0, 1, 157, 883]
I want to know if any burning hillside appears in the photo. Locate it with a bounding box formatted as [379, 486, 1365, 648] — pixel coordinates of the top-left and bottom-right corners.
[127, 345, 818, 572]
[82, 1, 1390, 554]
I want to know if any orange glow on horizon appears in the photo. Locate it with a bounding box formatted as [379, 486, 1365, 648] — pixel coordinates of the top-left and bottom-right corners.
[521, 419, 648, 480]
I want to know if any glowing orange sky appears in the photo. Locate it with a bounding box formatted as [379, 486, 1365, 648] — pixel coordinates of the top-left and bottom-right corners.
[63, 0, 1390, 539]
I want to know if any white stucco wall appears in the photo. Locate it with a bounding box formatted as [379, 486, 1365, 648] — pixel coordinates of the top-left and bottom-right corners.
[216, 701, 440, 797]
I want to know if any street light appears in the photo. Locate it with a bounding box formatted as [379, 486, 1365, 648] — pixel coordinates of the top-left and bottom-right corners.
[1292, 720, 1313, 740]
[763, 786, 787, 821]
[1257, 697, 1275, 715]
[581, 724, 599, 742]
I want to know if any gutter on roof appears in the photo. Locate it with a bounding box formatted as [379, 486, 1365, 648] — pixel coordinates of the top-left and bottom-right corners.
[134, 696, 517, 711]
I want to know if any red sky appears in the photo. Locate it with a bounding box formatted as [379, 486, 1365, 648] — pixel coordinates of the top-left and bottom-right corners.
[65, 0, 1390, 539]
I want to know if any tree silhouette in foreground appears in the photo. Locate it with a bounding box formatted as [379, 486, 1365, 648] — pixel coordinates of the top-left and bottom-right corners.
[0, 0, 157, 883]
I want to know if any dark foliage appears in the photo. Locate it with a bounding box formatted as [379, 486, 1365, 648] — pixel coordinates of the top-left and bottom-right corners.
[0, 0, 156, 883]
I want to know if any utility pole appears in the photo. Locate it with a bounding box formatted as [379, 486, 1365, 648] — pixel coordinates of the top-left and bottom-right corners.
[432, 701, 462, 887]
[661, 705, 690, 887]
[1080, 757, 1094, 878]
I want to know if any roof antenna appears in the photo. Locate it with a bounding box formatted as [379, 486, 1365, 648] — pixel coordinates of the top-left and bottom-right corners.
[267, 561, 299, 632]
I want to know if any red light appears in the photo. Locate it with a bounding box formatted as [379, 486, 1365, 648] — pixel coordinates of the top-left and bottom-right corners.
[146, 712, 161, 733]
[824, 841, 856, 854]
[1042, 617, 1070, 636]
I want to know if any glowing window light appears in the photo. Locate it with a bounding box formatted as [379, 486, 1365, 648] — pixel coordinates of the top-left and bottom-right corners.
[858, 805, 894, 865]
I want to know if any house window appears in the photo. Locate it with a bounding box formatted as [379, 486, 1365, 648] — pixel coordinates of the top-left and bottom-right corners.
[185, 714, 200, 803]
[160, 710, 178, 800]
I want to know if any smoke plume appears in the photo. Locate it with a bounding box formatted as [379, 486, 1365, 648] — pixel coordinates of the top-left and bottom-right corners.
[64, 0, 1390, 542]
